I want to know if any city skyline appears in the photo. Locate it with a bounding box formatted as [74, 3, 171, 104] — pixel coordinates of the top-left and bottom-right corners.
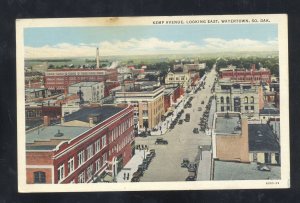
[24, 24, 278, 58]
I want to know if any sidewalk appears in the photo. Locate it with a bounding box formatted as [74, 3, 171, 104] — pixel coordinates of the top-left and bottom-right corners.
[196, 151, 212, 181]
[116, 149, 149, 182]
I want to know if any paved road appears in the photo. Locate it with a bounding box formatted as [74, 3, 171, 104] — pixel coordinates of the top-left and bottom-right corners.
[135, 68, 217, 182]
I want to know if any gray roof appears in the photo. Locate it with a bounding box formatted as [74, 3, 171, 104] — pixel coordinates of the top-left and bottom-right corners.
[69, 82, 100, 87]
[64, 105, 124, 124]
[214, 161, 280, 180]
[26, 125, 90, 144]
[260, 108, 280, 115]
[248, 124, 280, 152]
[215, 115, 241, 134]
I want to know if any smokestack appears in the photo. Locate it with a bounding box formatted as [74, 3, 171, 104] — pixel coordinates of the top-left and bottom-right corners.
[96, 47, 100, 69]
[43, 116, 50, 126]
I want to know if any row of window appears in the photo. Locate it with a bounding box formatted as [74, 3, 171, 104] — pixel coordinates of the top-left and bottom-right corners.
[168, 76, 187, 81]
[109, 132, 134, 156]
[110, 118, 133, 143]
[57, 135, 107, 182]
[220, 106, 254, 112]
[219, 96, 255, 104]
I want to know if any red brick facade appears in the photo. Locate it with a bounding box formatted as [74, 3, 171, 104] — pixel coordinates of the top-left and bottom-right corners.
[26, 105, 135, 184]
[220, 68, 271, 83]
[44, 69, 118, 91]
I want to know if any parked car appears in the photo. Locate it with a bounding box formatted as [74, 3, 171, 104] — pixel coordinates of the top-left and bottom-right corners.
[188, 162, 198, 172]
[150, 149, 156, 157]
[178, 119, 183, 124]
[155, 138, 168, 145]
[193, 128, 199, 134]
[131, 176, 140, 182]
[181, 158, 190, 168]
[201, 100, 205, 104]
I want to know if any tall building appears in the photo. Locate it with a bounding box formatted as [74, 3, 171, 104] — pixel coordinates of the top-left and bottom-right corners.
[68, 82, 104, 103]
[44, 69, 118, 92]
[26, 105, 134, 184]
[215, 80, 264, 118]
[114, 85, 165, 130]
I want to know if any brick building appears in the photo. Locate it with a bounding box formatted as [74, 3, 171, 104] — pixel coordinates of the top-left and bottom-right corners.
[26, 105, 135, 184]
[163, 84, 183, 112]
[44, 69, 118, 92]
[219, 65, 271, 83]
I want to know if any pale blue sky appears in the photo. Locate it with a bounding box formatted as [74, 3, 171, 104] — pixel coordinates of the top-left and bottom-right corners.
[24, 24, 278, 58]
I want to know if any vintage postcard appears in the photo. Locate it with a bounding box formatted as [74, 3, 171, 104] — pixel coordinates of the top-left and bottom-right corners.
[16, 14, 289, 192]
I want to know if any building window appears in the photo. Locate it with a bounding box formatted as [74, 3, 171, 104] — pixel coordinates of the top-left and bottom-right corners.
[226, 96, 230, 104]
[78, 150, 85, 166]
[95, 158, 101, 172]
[251, 106, 254, 110]
[142, 110, 148, 117]
[245, 106, 248, 110]
[227, 106, 230, 111]
[68, 158, 74, 173]
[102, 135, 107, 148]
[33, 171, 46, 183]
[78, 171, 85, 183]
[244, 96, 248, 103]
[102, 153, 107, 166]
[221, 106, 224, 112]
[87, 164, 93, 180]
[57, 164, 64, 182]
[95, 139, 100, 153]
[87, 144, 93, 159]
[220, 97, 224, 104]
[250, 96, 254, 103]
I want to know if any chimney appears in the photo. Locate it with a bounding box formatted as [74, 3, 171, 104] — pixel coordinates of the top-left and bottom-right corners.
[89, 117, 94, 127]
[61, 117, 65, 125]
[43, 116, 50, 126]
[96, 47, 100, 69]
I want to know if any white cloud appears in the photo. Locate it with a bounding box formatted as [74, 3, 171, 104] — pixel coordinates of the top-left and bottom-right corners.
[24, 37, 278, 58]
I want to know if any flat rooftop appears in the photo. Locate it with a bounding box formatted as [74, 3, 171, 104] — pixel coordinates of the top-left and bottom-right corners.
[214, 161, 280, 180]
[64, 105, 124, 124]
[26, 125, 90, 145]
[248, 124, 280, 152]
[69, 82, 101, 87]
[214, 114, 241, 135]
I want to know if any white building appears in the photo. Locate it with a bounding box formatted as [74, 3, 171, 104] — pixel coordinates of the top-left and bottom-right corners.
[61, 102, 81, 117]
[68, 82, 104, 103]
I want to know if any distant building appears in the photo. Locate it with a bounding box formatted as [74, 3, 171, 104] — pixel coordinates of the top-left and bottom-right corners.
[215, 80, 264, 118]
[115, 85, 165, 130]
[219, 65, 271, 83]
[25, 88, 49, 101]
[26, 105, 134, 184]
[68, 82, 104, 103]
[165, 70, 191, 90]
[212, 112, 280, 164]
[61, 102, 81, 117]
[173, 63, 206, 71]
[44, 69, 117, 92]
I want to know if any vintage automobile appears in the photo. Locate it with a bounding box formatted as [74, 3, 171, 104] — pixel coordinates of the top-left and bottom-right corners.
[131, 176, 140, 182]
[188, 162, 198, 172]
[178, 119, 183, 124]
[193, 128, 199, 134]
[155, 138, 168, 145]
[181, 158, 190, 168]
[201, 100, 205, 104]
[185, 172, 197, 181]
[150, 149, 156, 157]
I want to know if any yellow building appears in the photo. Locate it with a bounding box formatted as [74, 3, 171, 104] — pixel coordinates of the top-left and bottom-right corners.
[115, 86, 165, 130]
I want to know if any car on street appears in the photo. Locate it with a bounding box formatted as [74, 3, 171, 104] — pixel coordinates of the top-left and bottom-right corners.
[193, 128, 199, 134]
[185, 171, 197, 181]
[201, 100, 205, 104]
[181, 158, 190, 168]
[155, 138, 168, 145]
[178, 119, 183, 124]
